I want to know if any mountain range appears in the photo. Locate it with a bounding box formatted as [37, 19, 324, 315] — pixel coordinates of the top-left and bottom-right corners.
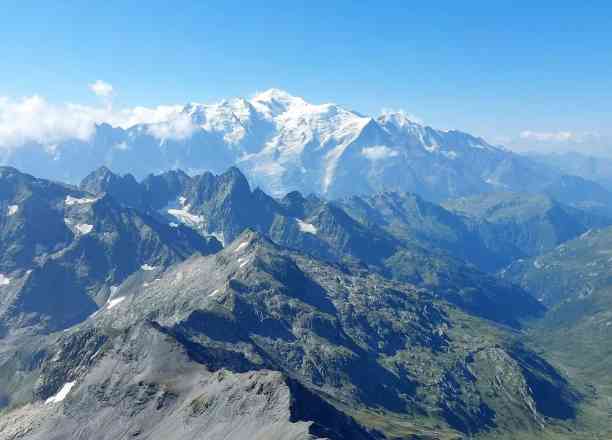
[2, 164, 612, 439]
[3, 89, 612, 210]
[1, 88, 612, 440]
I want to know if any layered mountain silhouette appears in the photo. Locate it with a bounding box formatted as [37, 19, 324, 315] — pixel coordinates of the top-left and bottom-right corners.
[4, 89, 612, 208]
[80, 166, 547, 327]
[2, 164, 610, 439]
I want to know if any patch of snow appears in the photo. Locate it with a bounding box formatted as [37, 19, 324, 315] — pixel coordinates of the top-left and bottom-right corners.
[7, 205, 18, 216]
[296, 219, 317, 234]
[167, 207, 204, 227]
[45, 381, 76, 404]
[470, 139, 487, 149]
[441, 150, 458, 160]
[361, 145, 399, 161]
[141, 264, 156, 271]
[208, 289, 220, 298]
[106, 296, 125, 309]
[178, 196, 187, 206]
[210, 231, 226, 246]
[485, 177, 508, 188]
[422, 138, 439, 153]
[322, 116, 372, 192]
[169, 222, 179, 228]
[185, 98, 252, 144]
[0, 274, 10, 286]
[75, 223, 93, 235]
[533, 260, 543, 269]
[65, 195, 97, 206]
[234, 241, 249, 253]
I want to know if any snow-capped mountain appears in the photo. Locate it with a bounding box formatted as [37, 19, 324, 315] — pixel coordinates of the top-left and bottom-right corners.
[0, 89, 585, 200]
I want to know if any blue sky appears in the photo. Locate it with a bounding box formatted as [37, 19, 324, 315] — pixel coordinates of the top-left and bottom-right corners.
[1, 1, 612, 153]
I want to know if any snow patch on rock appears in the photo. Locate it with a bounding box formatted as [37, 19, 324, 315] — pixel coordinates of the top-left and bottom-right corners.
[7, 205, 18, 216]
[208, 289, 220, 298]
[167, 206, 204, 227]
[141, 264, 156, 271]
[296, 219, 317, 234]
[75, 223, 93, 235]
[45, 381, 76, 404]
[65, 195, 97, 206]
[107, 296, 125, 310]
[234, 241, 249, 253]
[0, 274, 10, 286]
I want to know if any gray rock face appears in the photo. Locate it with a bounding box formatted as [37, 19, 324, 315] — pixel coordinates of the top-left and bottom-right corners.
[0, 321, 377, 440]
[0, 231, 577, 439]
[0, 167, 221, 337]
[81, 166, 545, 328]
[528, 151, 612, 193]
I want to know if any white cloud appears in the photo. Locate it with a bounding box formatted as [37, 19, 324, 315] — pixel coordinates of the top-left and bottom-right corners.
[504, 130, 611, 156]
[361, 145, 399, 161]
[0, 91, 194, 148]
[145, 112, 197, 141]
[0, 96, 96, 148]
[115, 105, 185, 128]
[89, 80, 114, 98]
[519, 130, 579, 143]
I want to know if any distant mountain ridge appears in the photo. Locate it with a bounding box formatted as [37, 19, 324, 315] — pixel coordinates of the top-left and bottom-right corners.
[4, 89, 612, 205]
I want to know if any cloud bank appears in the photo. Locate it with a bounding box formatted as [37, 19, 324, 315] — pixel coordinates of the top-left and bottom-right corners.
[506, 129, 611, 156]
[519, 130, 597, 143]
[0, 82, 196, 148]
[0, 96, 95, 148]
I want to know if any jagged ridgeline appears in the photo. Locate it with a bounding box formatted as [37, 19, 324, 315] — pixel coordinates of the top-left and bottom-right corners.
[5, 89, 612, 212]
[0, 166, 594, 440]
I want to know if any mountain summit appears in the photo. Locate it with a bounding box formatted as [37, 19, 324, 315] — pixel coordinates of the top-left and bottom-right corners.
[4, 89, 604, 203]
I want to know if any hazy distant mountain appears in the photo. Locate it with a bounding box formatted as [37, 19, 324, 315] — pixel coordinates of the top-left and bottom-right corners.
[4, 89, 610, 204]
[528, 151, 612, 190]
[443, 192, 611, 267]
